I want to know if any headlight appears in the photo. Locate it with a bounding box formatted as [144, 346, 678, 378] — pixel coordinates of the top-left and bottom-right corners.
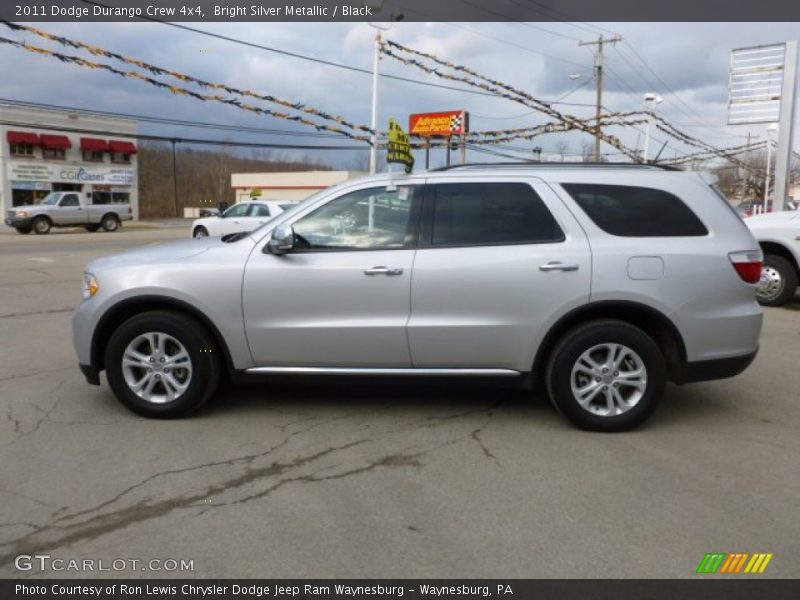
[82, 273, 99, 300]
[17, 211, 28, 217]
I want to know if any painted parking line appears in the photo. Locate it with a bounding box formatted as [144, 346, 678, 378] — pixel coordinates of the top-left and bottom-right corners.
[26, 257, 55, 263]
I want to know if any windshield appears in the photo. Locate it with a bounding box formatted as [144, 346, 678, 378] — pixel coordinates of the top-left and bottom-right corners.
[40, 192, 61, 206]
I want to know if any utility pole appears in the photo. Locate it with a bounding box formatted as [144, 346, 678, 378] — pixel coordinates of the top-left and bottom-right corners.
[579, 34, 622, 162]
[742, 131, 751, 201]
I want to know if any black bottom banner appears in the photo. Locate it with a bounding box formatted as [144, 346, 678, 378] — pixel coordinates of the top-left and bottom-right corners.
[2, 579, 799, 600]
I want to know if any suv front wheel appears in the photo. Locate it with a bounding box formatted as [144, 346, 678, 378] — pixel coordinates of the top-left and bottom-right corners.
[546, 320, 666, 432]
[105, 310, 221, 418]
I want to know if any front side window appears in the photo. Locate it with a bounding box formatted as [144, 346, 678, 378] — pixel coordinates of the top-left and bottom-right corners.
[223, 203, 250, 218]
[562, 183, 708, 237]
[60, 194, 80, 207]
[292, 186, 417, 250]
[430, 182, 564, 247]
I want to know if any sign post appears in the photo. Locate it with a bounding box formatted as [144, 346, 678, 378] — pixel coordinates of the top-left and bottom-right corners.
[409, 110, 469, 168]
[387, 117, 414, 174]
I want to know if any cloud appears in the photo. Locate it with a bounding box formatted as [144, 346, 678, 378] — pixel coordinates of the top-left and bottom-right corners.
[1, 20, 798, 165]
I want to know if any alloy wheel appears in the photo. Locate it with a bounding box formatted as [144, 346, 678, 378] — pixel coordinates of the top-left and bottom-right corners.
[570, 343, 648, 417]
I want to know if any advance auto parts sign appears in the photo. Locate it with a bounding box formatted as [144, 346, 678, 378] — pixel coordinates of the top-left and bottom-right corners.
[8, 162, 135, 185]
[387, 118, 414, 174]
[409, 110, 469, 137]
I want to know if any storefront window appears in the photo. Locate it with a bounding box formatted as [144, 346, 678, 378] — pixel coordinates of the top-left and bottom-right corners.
[111, 152, 131, 164]
[10, 142, 35, 157]
[82, 150, 104, 162]
[42, 148, 66, 160]
[113, 192, 130, 204]
[92, 191, 112, 205]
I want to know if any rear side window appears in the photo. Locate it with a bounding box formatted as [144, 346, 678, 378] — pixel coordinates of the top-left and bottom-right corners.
[561, 183, 708, 237]
[250, 204, 271, 217]
[430, 182, 564, 247]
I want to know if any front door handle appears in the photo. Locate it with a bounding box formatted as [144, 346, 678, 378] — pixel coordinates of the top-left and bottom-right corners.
[364, 266, 404, 276]
[539, 261, 579, 272]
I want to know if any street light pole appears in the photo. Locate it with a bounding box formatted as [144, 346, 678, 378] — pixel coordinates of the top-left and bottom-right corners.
[643, 93, 662, 163]
[369, 30, 381, 175]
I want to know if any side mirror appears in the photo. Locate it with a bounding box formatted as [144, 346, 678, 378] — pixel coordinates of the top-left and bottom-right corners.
[267, 224, 294, 255]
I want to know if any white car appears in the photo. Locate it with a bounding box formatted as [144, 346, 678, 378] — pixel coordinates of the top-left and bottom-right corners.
[745, 208, 800, 306]
[191, 201, 288, 238]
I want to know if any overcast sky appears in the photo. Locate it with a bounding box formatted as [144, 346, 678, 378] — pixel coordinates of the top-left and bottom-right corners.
[1, 20, 798, 168]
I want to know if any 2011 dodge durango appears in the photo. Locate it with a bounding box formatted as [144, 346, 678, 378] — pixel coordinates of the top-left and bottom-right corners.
[72, 164, 763, 431]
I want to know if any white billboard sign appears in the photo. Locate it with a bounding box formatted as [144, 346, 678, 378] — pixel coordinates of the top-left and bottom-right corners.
[7, 161, 135, 185]
[728, 43, 786, 125]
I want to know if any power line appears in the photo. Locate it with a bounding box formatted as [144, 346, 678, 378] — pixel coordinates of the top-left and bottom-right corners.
[0, 98, 347, 139]
[0, 119, 367, 151]
[73, 0, 588, 106]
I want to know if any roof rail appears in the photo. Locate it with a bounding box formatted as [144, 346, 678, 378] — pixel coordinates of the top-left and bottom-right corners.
[428, 161, 683, 172]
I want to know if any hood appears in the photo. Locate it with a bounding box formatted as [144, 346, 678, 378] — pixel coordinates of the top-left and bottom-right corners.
[87, 236, 250, 271]
[745, 210, 799, 228]
[7, 204, 38, 211]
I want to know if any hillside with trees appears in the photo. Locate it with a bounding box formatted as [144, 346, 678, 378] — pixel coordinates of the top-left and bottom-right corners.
[137, 143, 333, 218]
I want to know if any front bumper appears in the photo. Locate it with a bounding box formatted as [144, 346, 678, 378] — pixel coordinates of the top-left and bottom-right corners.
[4, 216, 32, 228]
[678, 347, 758, 384]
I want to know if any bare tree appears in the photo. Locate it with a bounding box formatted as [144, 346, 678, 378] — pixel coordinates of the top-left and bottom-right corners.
[554, 140, 571, 162]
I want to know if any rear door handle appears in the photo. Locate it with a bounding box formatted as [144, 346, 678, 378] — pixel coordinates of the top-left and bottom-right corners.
[539, 261, 579, 272]
[364, 266, 404, 276]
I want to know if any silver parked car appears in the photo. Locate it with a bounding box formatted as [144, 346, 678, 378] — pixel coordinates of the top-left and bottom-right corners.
[73, 164, 763, 431]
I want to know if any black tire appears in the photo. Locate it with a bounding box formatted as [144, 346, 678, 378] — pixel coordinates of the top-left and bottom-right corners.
[193, 226, 209, 238]
[757, 254, 798, 307]
[85, 224, 100, 233]
[101, 214, 119, 232]
[104, 310, 221, 418]
[32, 217, 51, 235]
[545, 319, 666, 432]
[15, 227, 31, 235]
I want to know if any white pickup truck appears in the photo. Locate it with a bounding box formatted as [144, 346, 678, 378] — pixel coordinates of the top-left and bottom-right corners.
[746, 209, 800, 306]
[4, 191, 133, 235]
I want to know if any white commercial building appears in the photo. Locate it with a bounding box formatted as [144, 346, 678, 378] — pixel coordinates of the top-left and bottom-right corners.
[0, 103, 139, 219]
[231, 170, 365, 204]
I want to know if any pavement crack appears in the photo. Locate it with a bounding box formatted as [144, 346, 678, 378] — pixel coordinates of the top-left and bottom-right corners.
[0, 430, 370, 566]
[471, 426, 500, 466]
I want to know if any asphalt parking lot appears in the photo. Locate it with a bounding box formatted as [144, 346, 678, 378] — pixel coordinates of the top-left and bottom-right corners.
[0, 223, 798, 579]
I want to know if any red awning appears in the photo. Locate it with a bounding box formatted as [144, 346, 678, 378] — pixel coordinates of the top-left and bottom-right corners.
[7, 131, 40, 145]
[80, 137, 109, 152]
[40, 134, 72, 149]
[109, 140, 138, 154]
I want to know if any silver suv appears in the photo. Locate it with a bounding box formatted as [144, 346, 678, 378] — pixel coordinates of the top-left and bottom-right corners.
[73, 164, 763, 431]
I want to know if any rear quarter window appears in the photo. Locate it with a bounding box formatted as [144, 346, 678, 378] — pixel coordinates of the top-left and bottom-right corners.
[561, 183, 708, 237]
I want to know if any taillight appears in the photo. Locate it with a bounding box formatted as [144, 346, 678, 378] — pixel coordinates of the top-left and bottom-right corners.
[729, 250, 763, 284]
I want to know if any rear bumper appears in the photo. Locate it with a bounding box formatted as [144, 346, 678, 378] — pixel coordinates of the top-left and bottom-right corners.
[79, 363, 100, 386]
[678, 347, 758, 384]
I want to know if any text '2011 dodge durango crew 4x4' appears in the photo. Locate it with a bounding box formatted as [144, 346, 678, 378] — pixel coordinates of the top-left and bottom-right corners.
[72, 164, 763, 431]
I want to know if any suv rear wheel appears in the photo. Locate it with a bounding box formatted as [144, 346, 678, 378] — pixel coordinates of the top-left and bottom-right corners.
[546, 320, 666, 432]
[105, 310, 221, 418]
